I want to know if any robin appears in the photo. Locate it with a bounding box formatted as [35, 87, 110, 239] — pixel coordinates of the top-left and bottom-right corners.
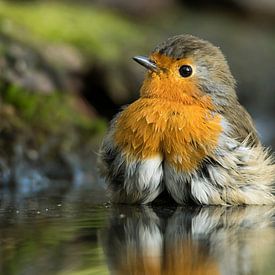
[98, 34, 275, 205]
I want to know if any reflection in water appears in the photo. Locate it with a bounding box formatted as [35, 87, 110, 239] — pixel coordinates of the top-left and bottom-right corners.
[0, 186, 274, 275]
[0, 188, 109, 275]
[103, 206, 275, 275]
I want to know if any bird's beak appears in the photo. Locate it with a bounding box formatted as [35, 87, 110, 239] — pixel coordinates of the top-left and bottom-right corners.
[132, 56, 159, 73]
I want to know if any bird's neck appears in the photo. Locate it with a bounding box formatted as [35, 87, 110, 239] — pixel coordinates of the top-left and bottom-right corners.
[140, 77, 215, 110]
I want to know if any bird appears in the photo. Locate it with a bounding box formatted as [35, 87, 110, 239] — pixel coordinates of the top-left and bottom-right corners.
[98, 34, 275, 205]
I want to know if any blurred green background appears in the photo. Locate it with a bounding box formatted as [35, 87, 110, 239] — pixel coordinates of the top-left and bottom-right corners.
[0, 0, 274, 184]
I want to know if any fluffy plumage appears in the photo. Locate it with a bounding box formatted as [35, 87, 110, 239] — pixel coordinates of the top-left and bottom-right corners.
[98, 34, 274, 205]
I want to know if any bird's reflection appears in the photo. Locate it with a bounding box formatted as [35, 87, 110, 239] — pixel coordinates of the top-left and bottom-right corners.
[102, 205, 275, 275]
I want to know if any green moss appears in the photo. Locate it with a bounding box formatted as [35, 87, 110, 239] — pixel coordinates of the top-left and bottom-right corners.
[0, 84, 106, 148]
[0, 1, 144, 62]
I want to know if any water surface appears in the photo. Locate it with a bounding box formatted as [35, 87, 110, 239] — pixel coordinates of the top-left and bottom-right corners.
[0, 185, 274, 275]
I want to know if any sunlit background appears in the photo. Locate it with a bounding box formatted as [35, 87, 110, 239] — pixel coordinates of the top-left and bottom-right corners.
[0, 1, 274, 274]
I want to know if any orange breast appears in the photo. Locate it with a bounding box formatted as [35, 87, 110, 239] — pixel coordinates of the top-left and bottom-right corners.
[114, 98, 222, 172]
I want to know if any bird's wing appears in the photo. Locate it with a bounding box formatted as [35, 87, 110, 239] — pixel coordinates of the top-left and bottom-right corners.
[220, 101, 260, 145]
[97, 112, 122, 179]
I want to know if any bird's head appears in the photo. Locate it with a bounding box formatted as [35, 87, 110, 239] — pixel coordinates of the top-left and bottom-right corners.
[133, 35, 237, 109]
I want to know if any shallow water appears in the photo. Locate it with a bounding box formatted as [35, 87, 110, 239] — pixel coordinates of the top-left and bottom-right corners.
[0, 184, 274, 275]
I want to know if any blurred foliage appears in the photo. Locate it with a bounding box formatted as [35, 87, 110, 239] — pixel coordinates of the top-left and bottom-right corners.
[0, 83, 106, 152]
[0, 1, 144, 62]
[1, 84, 103, 134]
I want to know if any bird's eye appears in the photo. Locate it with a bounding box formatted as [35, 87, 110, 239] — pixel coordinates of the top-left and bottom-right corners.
[179, 65, 193, 77]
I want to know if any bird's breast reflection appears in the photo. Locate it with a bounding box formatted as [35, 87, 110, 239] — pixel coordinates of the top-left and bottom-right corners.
[101, 205, 275, 275]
